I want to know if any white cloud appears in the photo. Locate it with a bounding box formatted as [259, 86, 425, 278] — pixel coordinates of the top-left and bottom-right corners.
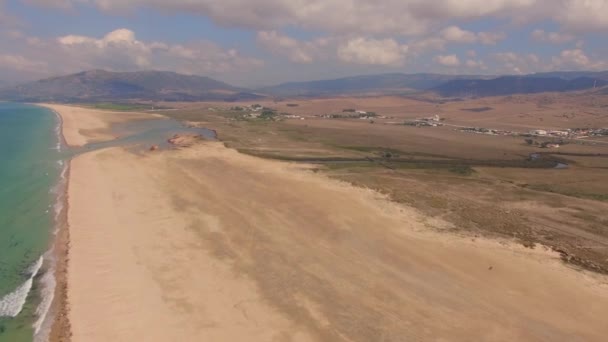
[256, 31, 329, 63]
[551, 49, 607, 70]
[0, 54, 47, 72]
[493, 52, 544, 74]
[531, 29, 576, 44]
[58, 34, 95, 45]
[20, 0, 608, 37]
[257, 32, 414, 66]
[412, 26, 505, 53]
[337, 37, 409, 66]
[477, 31, 506, 45]
[54, 0, 604, 36]
[465, 59, 487, 70]
[434, 54, 460, 67]
[441, 26, 477, 43]
[556, 0, 608, 33]
[0, 28, 263, 82]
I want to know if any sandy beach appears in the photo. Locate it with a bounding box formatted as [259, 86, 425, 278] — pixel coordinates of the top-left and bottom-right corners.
[42, 104, 159, 146]
[51, 104, 608, 341]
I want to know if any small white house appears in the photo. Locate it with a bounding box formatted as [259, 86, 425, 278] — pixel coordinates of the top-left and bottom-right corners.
[532, 129, 548, 136]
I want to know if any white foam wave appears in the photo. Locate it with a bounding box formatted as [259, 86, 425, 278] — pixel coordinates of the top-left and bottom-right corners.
[0, 256, 44, 318]
[53, 111, 63, 152]
[33, 251, 56, 341]
[35, 154, 69, 340]
[50, 162, 68, 235]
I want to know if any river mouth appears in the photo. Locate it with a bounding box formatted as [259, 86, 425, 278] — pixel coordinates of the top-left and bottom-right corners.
[70, 117, 216, 156]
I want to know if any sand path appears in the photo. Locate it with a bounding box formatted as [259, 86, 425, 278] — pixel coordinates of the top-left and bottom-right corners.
[58, 105, 608, 341]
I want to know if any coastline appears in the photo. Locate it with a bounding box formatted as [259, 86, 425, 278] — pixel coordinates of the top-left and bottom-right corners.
[42, 106, 71, 342]
[46, 163, 70, 342]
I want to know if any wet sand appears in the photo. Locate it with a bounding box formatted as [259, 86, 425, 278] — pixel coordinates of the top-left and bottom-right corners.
[55, 105, 608, 341]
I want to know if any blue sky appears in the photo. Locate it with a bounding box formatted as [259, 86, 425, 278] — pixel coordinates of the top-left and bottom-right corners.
[1, 0, 607, 86]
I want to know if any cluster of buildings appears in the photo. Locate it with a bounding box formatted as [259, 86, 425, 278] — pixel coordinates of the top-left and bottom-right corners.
[226, 104, 310, 121]
[458, 127, 514, 135]
[528, 128, 608, 139]
[404, 115, 444, 127]
[315, 109, 381, 120]
[571, 128, 608, 138]
[281, 114, 305, 120]
[229, 104, 264, 113]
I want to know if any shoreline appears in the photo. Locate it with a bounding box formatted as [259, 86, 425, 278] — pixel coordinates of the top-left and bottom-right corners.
[46, 161, 71, 342]
[41, 105, 71, 342]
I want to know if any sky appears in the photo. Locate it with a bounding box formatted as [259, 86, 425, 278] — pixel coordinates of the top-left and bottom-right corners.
[0, 0, 607, 87]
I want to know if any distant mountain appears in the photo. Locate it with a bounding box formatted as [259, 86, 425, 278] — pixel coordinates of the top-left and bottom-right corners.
[3, 69, 608, 102]
[259, 73, 491, 97]
[526, 71, 608, 81]
[434, 75, 608, 98]
[0, 70, 264, 102]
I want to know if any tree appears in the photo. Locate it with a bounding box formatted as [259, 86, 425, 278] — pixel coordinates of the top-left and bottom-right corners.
[260, 110, 276, 119]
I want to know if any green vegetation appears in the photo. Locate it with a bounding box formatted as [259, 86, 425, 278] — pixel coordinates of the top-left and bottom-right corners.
[525, 184, 608, 201]
[448, 165, 476, 176]
[87, 103, 155, 111]
[260, 110, 277, 119]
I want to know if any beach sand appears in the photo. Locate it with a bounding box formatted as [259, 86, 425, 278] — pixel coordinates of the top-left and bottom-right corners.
[55, 105, 608, 341]
[42, 104, 158, 146]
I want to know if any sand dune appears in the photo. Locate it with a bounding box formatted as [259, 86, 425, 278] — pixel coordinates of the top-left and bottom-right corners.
[59, 105, 608, 341]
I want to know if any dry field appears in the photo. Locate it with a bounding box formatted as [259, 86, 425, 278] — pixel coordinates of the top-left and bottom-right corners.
[161, 92, 608, 273]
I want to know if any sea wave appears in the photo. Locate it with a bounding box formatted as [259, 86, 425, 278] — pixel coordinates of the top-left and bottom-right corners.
[36, 156, 69, 340]
[53, 110, 63, 152]
[0, 256, 44, 318]
[33, 250, 56, 341]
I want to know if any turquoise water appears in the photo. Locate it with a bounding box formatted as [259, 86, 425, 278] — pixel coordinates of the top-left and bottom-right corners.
[0, 103, 63, 342]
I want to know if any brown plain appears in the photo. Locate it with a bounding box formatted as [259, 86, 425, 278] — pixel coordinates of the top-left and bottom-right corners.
[166, 93, 608, 272]
[51, 96, 608, 342]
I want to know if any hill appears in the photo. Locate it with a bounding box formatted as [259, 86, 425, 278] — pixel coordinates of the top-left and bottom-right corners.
[526, 71, 608, 81]
[434, 76, 608, 98]
[259, 73, 490, 97]
[0, 70, 263, 102]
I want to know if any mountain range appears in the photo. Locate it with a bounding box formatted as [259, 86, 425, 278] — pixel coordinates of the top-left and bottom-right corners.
[1, 69, 607, 102]
[257, 73, 491, 97]
[0, 70, 263, 102]
[435, 76, 608, 97]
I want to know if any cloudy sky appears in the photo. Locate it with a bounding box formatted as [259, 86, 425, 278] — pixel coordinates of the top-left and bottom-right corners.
[0, 0, 607, 86]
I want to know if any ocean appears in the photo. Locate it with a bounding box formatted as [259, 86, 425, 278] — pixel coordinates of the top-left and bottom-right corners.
[0, 103, 65, 342]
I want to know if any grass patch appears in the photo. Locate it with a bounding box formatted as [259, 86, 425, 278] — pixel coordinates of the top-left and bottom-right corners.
[87, 102, 156, 111]
[526, 184, 608, 202]
[460, 107, 493, 112]
[448, 165, 476, 176]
